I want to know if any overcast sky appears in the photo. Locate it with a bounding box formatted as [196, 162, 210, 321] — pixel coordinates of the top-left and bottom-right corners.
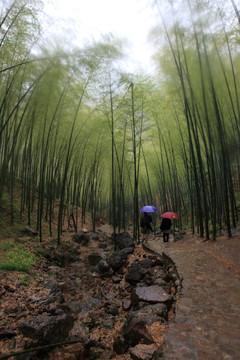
[42, 0, 158, 73]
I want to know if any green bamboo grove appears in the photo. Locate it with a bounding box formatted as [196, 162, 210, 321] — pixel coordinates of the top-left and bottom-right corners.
[0, 0, 239, 243]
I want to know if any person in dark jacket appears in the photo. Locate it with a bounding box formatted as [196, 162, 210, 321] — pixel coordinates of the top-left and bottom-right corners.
[140, 212, 153, 244]
[160, 218, 172, 242]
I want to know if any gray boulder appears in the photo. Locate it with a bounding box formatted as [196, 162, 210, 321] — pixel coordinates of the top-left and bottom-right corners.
[113, 334, 129, 354]
[97, 260, 110, 274]
[18, 314, 74, 344]
[129, 344, 158, 360]
[24, 227, 38, 236]
[125, 262, 143, 284]
[73, 232, 90, 246]
[131, 285, 171, 307]
[88, 252, 104, 266]
[116, 232, 134, 250]
[108, 252, 123, 271]
[122, 316, 155, 347]
[131, 303, 168, 321]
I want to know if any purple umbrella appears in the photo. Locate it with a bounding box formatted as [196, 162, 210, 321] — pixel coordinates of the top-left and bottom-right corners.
[140, 205, 158, 213]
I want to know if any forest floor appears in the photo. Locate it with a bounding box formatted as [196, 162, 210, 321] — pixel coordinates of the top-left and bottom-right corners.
[1, 219, 164, 360]
[0, 217, 240, 359]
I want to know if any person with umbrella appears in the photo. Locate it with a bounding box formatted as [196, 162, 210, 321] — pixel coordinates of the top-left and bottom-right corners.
[140, 205, 158, 244]
[160, 218, 172, 242]
[160, 212, 179, 242]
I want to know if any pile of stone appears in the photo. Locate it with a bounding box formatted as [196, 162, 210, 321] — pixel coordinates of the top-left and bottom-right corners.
[80, 232, 183, 359]
[0, 231, 182, 360]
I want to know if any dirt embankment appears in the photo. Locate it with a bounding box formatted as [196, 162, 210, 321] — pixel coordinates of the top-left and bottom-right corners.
[0, 228, 181, 360]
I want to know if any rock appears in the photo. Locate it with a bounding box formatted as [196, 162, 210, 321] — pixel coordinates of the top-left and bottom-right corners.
[131, 303, 168, 321]
[102, 317, 114, 329]
[88, 253, 103, 266]
[113, 334, 129, 354]
[115, 232, 134, 250]
[231, 228, 240, 235]
[143, 273, 153, 286]
[88, 346, 105, 359]
[48, 265, 61, 271]
[0, 327, 16, 339]
[152, 346, 164, 359]
[129, 343, 158, 360]
[74, 295, 102, 313]
[73, 232, 90, 246]
[9, 337, 16, 350]
[99, 242, 107, 249]
[122, 298, 132, 311]
[161, 253, 175, 269]
[48, 304, 64, 316]
[151, 258, 164, 267]
[112, 275, 122, 283]
[44, 246, 78, 267]
[131, 286, 171, 307]
[69, 323, 89, 343]
[92, 233, 99, 240]
[106, 306, 119, 316]
[68, 301, 85, 314]
[119, 247, 134, 259]
[105, 291, 118, 300]
[139, 259, 154, 269]
[18, 314, 74, 344]
[155, 269, 167, 278]
[38, 281, 63, 305]
[97, 260, 110, 274]
[125, 262, 142, 284]
[121, 305, 168, 347]
[24, 227, 38, 236]
[108, 252, 123, 271]
[153, 278, 171, 292]
[174, 234, 184, 242]
[122, 317, 154, 347]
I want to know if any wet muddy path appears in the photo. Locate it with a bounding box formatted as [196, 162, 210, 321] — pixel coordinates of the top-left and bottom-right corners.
[146, 235, 240, 360]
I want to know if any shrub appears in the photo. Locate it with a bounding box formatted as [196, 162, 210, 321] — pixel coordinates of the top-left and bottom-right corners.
[0, 248, 36, 272]
[0, 242, 14, 250]
[36, 247, 46, 255]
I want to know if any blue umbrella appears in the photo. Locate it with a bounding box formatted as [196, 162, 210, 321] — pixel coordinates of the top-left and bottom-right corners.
[140, 205, 158, 213]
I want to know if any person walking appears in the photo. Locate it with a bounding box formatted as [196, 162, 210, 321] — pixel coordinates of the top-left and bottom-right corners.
[160, 217, 172, 242]
[140, 212, 153, 244]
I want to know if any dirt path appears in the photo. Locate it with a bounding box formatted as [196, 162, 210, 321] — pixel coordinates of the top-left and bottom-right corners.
[145, 235, 240, 360]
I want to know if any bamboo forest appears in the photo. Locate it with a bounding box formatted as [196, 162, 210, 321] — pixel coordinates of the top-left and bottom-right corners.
[0, 0, 240, 243]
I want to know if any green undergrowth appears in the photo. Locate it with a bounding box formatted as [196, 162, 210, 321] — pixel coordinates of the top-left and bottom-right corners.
[19, 273, 30, 286]
[0, 241, 15, 250]
[36, 246, 46, 255]
[0, 247, 36, 272]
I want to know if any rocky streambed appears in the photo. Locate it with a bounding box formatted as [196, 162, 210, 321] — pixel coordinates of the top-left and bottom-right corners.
[0, 231, 182, 360]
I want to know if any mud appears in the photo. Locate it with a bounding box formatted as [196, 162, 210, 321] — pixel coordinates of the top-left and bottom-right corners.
[146, 235, 240, 360]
